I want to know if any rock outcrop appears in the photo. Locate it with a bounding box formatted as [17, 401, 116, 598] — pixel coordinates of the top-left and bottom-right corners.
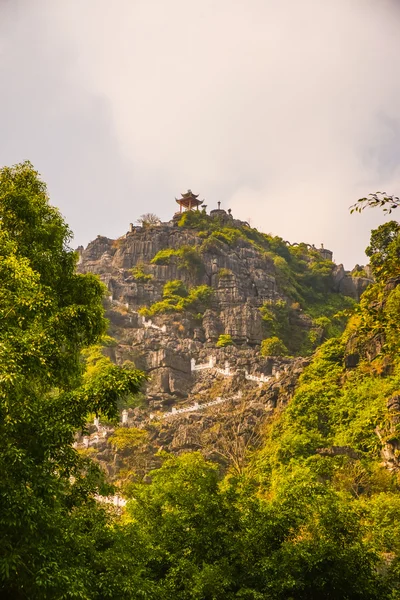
[75, 222, 367, 478]
[332, 264, 373, 299]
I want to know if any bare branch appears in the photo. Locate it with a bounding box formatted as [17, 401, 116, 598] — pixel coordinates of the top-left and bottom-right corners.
[137, 213, 161, 227]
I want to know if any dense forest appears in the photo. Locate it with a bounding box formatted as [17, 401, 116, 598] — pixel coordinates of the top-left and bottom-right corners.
[1, 162, 400, 599]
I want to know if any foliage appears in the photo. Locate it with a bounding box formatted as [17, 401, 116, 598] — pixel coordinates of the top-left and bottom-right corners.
[260, 294, 354, 356]
[260, 336, 289, 357]
[139, 281, 213, 317]
[3, 173, 400, 598]
[82, 343, 147, 415]
[216, 334, 234, 347]
[218, 267, 233, 278]
[183, 284, 213, 312]
[200, 227, 242, 250]
[249, 218, 400, 593]
[345, 250, 400, 357]
[272, 248, 335, 304]
[118, 453, 387, 599]
[365, 221, 400, 280]
[163, 279, 189, 299]
[350, 192, 400, 215]
[151, 245, 204, 276]
[177, 209, 209, 228]
[351, 266, 369, 278]
[108, 427, 148, 451]
[130, 263, 153, 281]
[138, 299, 178, 317]
[0, 162, 147, 597]
[150, 247, 176, 265]
[176, 245, 204, 275]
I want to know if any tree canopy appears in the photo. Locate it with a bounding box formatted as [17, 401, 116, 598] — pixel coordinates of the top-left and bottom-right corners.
[0, 162, 146, 597]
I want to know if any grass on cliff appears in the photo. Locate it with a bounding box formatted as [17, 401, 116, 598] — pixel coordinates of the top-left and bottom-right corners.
[177, 209, 348, 309]
[216, 334, 234, 347]
[130, 263, 153, 282]
[148, 211, 354, 349]
[260, 294, 355, 356]
[151, 245, 204, 276]
[139, 279, 213, 318]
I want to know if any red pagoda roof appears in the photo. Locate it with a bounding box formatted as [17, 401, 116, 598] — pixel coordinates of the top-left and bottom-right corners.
[175, 189, 203, 207]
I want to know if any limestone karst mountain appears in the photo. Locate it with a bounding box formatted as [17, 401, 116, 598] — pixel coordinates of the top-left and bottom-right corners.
[75, 207, 372, 477]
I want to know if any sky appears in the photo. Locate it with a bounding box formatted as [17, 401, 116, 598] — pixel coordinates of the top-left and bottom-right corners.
[0, 0, 399, 268]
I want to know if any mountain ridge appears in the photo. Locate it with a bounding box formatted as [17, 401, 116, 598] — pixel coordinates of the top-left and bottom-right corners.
[75, 212, 372, 480]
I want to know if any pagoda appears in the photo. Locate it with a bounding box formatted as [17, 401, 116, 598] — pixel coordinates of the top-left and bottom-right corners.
[175, 189, 203, 213]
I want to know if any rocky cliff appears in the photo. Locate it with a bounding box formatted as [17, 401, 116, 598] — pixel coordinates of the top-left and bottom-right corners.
[75, 217, 372, 479]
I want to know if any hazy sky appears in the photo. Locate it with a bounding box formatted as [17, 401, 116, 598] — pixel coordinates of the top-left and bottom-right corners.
[1, 0, 399, 267]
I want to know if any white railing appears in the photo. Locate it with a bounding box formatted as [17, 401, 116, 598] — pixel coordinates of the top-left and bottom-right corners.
[245, 371, 272, 384]
[191, 356, 217, 371]
[191, 356, 275, 384]
[165, 392, 242, 418]
[215, 362, 233, 377]
[191, 357, 233, 377]
[108, 299, 168, 333]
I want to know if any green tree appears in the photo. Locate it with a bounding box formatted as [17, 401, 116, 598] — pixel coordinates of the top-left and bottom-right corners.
[260, 336, 289, 356]
[365, 221, 400, 280]
[128, 453, 239, 599]
[216, 334, 234, 347]
[124, 454, 387, 599]
[163, 279, 188, 299]
[0, 162, 146, 598]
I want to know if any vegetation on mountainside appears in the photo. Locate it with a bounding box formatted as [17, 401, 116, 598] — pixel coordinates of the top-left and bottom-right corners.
[139, 279, 213, 318]
[260, 294, 355, 356]
[216, 334, 234, 347]
[147, 209, 355, 349]
[365, 221, 400, 281]
[351, 266, 369, 278]
[218, 267, 233, 278]
[260, 336, 289, 357]
[250, 212, 400, 595]
[178, 207, 354, 308]
[130, 263, 153, 281]
[151, 245, 204, 276]
[106, 203, 400, 599]
[3, 163, 400, 599]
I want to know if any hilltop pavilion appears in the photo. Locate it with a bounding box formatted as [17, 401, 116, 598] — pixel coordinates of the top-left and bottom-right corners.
[175, 190, 203, 213]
